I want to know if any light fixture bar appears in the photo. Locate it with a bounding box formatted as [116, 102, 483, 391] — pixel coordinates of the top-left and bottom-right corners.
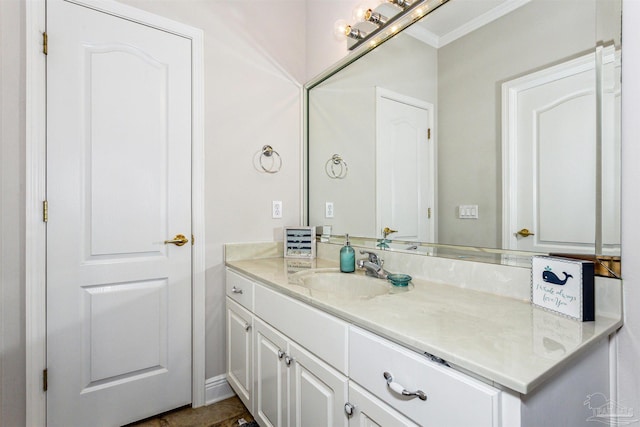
[388, 0, 414, 10]
[365, 9, 389, 26]
[342, 0, 450, 51]
[344, 25, 366, 40]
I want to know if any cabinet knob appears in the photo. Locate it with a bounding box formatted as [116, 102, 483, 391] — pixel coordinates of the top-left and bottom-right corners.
[231, 286, 243, 294]
[244, 323, 251, 332]
[285, 355, 294, 366]
[344, 402, 356, 417]
[383, 372, 427, 401]
[278, 350, 285, 359]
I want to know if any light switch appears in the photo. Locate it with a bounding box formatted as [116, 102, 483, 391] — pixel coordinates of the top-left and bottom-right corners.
[459, 205, 479, 219]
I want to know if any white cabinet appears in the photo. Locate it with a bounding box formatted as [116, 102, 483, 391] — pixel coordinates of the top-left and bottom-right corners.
[346, 382, 419, 427]
[288, 341, 348, 427]
[226, 298, 253, 412]
[254, 282, 348, 374]
[253, 318, 289, 427]
[226, 267, 500, 427]
[349, 327, 500, 427]
[226, 265, 612, 427]
[253, 317, 348, 427]
[226, 269, 255, 309]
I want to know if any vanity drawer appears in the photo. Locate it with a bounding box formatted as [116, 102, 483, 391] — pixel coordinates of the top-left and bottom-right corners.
[254, 283, 348, 375]
[349, 327, 500, 427]
[226, 269, 255, 310]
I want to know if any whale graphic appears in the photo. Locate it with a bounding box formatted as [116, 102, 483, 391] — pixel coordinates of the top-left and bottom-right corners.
[542, 270, 573, 285]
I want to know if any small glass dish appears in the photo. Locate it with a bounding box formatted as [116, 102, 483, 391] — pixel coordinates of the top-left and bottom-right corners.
[387, 273, 412, 287]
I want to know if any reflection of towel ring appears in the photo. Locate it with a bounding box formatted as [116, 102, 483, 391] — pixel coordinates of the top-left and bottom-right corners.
[325, 154, 348, 179]
[259, 145, 282, 174]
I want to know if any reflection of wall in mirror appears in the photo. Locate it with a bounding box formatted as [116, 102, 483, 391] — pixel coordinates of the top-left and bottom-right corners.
[308, 34, 437, 237]
[437, 0, 619, 248]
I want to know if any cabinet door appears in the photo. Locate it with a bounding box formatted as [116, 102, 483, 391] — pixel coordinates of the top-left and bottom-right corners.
[347, 382, 419, 427]
[226, 298, 253, 412]
[254, 318, 289, 427]
[288, 342, 349, 427]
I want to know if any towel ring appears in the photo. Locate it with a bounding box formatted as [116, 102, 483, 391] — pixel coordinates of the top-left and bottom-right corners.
[325, 154, 348, 179]
[259, 145, 282, 174]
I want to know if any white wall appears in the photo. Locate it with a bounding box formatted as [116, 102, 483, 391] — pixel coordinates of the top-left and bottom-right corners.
[437, 0, 598, 248]
[308, 34, 437, 237]
[0, 0, 26, 425]
[114, 0, 306, 380]
[618, 0, 640, 412]
[305, 0, 357, 80]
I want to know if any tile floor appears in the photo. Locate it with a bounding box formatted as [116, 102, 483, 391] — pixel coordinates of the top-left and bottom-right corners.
[126, 395, 254, 427]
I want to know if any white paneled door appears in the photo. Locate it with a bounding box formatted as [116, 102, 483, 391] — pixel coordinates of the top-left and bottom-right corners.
[46, 0, 193, 425]
[376, 89, 435, 243]
[503, 48, 621, 255]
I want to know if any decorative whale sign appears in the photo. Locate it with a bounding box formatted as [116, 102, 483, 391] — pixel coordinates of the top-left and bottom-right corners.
[531, 256, 595, 321]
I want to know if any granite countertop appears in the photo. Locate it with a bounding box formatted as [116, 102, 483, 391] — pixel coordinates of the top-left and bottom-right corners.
[226, 256, 622, 395]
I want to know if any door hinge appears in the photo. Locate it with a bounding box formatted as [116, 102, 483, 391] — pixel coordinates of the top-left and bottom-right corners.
[191, 234, 195, 246]
[43, 369, 48, 392]
[428, 207, 432, 219]
[427, 128, 431, 140]
[43, 200, 48, 223]
[42, 32, 48, 55]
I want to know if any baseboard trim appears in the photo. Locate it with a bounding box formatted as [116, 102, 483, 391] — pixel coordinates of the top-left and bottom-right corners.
[205, 374, 235, 405]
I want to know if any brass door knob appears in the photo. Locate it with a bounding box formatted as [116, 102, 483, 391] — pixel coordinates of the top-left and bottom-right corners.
[516, 228, 535, 237]
[164, 234, 189, 246]
[382, 227, 398, 237]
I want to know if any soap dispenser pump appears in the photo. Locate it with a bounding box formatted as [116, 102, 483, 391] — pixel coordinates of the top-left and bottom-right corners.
[340, 234, 355, 273]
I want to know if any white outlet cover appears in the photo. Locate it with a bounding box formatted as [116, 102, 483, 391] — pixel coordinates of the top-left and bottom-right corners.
[272, 201, 283, 218]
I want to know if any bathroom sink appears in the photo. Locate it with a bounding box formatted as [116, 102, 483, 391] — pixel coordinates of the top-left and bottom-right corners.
[290, 269, 393, 300]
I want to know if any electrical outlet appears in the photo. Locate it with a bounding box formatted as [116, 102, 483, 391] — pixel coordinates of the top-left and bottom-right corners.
[325, 202, 334, 218]
[272, 201, 283, 219]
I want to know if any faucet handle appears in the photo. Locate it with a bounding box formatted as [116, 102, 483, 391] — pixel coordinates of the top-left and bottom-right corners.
[359, 250, 381, 264]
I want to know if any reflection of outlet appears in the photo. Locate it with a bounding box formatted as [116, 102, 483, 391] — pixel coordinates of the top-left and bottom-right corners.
[325, 202, 334, 218]
[272, 201, 282, 218]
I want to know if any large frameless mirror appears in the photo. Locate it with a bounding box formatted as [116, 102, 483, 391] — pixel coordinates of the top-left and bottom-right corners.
[306, 0, 621, 274]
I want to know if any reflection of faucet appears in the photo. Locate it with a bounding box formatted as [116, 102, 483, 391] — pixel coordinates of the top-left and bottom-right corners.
[377, 227, 397, 249]
[357, 250, 389, 279]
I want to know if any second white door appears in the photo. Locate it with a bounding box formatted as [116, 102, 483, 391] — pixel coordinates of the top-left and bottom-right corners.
[376, 88, 435, 242]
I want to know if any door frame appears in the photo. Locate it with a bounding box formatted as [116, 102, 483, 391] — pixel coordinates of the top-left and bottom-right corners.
[375, 87, 436, 242]
[25, 1, 206, 425]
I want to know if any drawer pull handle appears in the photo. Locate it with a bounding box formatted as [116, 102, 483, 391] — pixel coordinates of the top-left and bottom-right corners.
[232, 286, 243, 294]
[278, 350, 285, 359]
[383, 372, 427, 401]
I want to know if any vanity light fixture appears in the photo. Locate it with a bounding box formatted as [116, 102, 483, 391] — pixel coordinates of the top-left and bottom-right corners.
[387, 0, 414, 10]
[337, 0, 449, 51]
[344, 25, 367, 40]
[365, 9, 389, 26]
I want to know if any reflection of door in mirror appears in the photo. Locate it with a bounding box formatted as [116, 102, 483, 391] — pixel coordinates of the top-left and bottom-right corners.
[503, 47, 621, 255]
[376, 88, 434, 242]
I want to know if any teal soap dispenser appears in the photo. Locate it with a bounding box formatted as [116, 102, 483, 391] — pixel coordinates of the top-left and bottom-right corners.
[340, 234, 355, 273]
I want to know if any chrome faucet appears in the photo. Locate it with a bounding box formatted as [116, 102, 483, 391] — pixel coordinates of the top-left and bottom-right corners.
[357, 250, 389, 279]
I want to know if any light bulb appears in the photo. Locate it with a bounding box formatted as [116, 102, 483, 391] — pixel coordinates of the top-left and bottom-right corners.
[352, 5, 368, 22]
[352, 0, 383, 21]
[333, 19, 349, 40]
